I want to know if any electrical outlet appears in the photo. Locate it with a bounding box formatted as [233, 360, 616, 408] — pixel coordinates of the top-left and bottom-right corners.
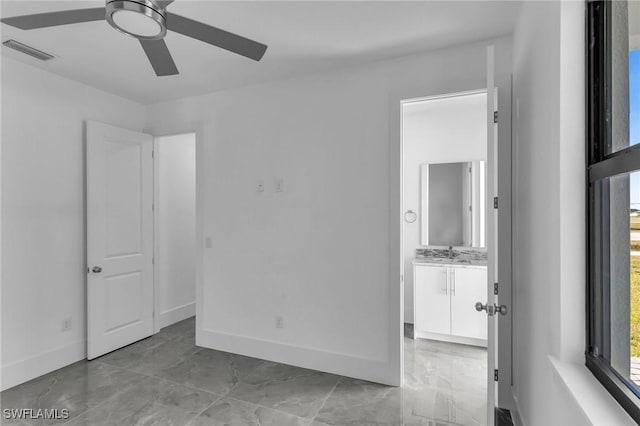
[275, 179, 284, 193]
[61, 317, 72, 332]
[257, 179, 265, 193]
[275, 316, 284, 329]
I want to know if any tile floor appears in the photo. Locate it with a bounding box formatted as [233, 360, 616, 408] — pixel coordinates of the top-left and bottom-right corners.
[0, 318, 487, 426]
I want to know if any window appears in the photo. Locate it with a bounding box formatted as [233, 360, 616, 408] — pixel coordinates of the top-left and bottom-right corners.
[587, 0, 640, 421]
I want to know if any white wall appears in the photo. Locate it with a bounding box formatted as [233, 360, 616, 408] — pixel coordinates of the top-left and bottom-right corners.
[510, 1, 633, 424]
[146, 36, 511, 385]
[156, 133, 196, 329]
[402, 92, 487, 323]
[1, 58, 146, 390]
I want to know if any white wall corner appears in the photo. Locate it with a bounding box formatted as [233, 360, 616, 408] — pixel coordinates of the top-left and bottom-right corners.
[159, 302, 196, 330]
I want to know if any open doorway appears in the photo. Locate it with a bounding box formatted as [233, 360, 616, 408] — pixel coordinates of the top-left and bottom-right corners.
[85, 125, 197, 359]
[153, 132, 197, 333]
[401, 90, 489, 425]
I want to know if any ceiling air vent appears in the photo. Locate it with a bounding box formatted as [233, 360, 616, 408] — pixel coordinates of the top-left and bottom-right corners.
[2, 39, 54, 61]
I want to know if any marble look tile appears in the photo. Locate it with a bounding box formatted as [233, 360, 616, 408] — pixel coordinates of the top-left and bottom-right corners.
[405, 339, 487, 394]
[156, 348, 265, 395]
[1, 315, 489, 426]
[188, 398, 309, 426]
[67, 376, 218, 426]
[315, 376, 486, 426]
[1, 361, 146, 425]
[161, 317, 196, 338]
[402, 386, 486, 426]
[0, 417, 31, 426]
[410, 337, 487, 360]
[313, 377, 403, 426]
[97, 332, 199, 376]
[121, 402, 199, 426]
[229, 363, 341, 419]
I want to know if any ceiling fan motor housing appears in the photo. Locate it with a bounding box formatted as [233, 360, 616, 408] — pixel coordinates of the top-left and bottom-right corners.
[106, 0, 167, 40]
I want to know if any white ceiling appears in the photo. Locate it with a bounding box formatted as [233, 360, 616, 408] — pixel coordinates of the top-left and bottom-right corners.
[0, 1, 521, 104]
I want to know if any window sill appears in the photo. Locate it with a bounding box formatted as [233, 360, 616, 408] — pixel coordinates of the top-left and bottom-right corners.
[549, 356, 636, 425]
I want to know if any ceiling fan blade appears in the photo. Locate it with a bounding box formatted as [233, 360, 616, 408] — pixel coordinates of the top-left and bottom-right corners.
[166, 13, 267, 61]
[140, 39, 179, 76]
[0, 8, 105, 30]
[153, 0, 175, 9]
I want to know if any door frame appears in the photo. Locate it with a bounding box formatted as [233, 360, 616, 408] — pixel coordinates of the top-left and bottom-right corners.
[390, 65, 513, 415]
[151, 130, 199, 334]
[145, 123, 204, 338]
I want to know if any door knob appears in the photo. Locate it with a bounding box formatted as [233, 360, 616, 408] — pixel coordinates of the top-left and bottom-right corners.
[495, 304, 507, 315]
[475, 302, 507, 316]
[91, 266, 102, 273]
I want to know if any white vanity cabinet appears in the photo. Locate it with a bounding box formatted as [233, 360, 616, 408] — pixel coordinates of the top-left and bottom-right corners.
[413, 263, 487, 346]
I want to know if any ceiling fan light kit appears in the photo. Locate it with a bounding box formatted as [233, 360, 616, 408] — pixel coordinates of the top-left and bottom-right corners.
[106, 0, 167, 40]
[0, 0, 268, 77]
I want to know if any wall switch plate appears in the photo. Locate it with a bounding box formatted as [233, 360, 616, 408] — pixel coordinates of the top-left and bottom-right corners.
[61, 317, 72, 332]
[275, 179, 284, 193]
[205, 237, 212, 248]
[275, 316, 284, 329]
[257, 179, 265, 193]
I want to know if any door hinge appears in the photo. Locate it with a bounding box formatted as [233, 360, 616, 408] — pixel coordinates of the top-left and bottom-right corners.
[152, 150, 154, 159]
[494, 282, 499, 295]
[152, 203, 155, 212]
[494, 111, 498, 123]
[152, 257, 155, 265]
[494, 369, 499, 381]
[493, 197, 498, 209]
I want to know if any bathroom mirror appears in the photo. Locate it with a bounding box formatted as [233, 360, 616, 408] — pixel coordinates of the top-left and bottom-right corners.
[420, 160, 485, 247]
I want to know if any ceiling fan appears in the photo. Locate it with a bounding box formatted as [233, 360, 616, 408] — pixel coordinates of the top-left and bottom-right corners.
[0, 0, 268, 76]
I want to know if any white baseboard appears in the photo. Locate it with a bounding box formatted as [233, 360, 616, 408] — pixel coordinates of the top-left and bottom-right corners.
[197, 328, 398, 386]
[1, 340, 86, 391]
[158, 302, 195, 330]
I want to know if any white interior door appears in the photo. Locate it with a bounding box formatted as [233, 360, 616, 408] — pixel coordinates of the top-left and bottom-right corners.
[485, 45, 498, 426]
[86, 121, 154, 360]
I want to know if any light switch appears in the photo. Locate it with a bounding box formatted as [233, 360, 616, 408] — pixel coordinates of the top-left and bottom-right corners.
[257, 179, 264, 193]
[205, 237, 212, 248]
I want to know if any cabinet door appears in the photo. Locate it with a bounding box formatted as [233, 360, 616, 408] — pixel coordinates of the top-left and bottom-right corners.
[414, 265, 450, 335]
[450, 267, 487, 340]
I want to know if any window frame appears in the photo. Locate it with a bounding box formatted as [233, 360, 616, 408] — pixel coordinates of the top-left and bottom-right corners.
[586, 0, 640, 422]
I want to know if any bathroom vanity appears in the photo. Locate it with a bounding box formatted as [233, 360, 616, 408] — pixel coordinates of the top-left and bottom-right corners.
[413, 249, 487, 347]
[407, 158, 488, 347]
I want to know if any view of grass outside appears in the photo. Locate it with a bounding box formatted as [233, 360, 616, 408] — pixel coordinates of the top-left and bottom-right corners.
[629, 47, 639, 364]
[632, 216, 640, 358]
[631, 256, 640, 357]
[631, 213, 640, 364]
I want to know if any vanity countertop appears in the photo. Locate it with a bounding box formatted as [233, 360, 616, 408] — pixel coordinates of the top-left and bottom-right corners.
[412, 258, 487, 268]
[412, 247, 488, 268]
